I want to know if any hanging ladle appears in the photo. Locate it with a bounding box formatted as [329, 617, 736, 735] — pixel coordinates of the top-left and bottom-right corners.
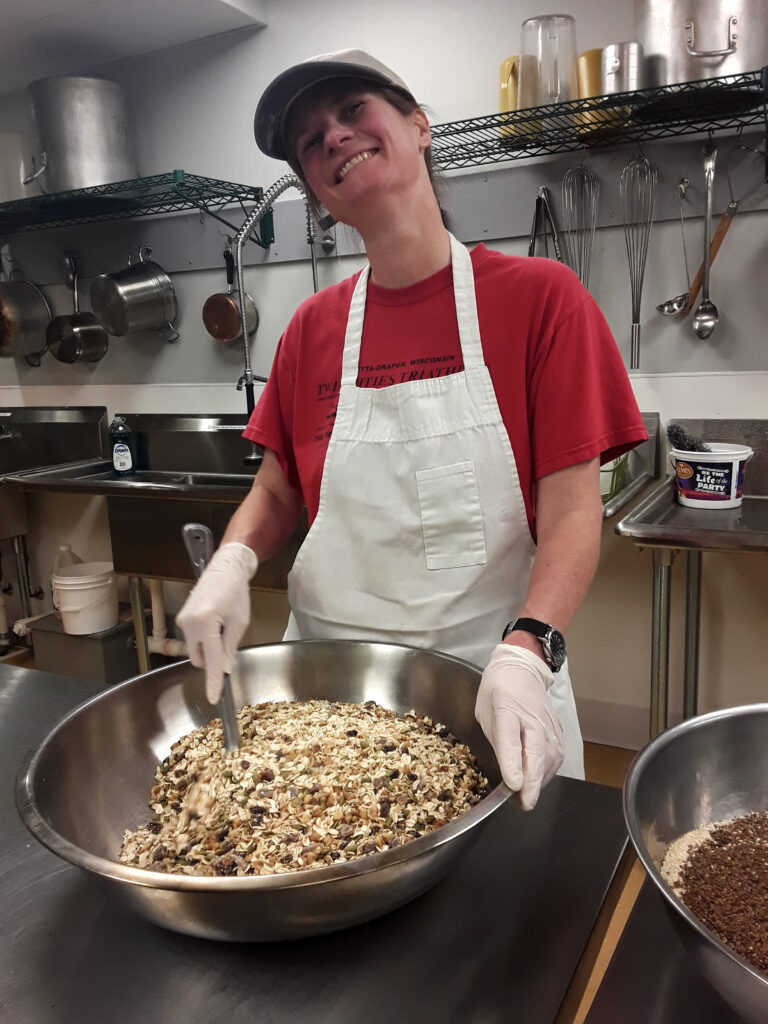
[656, 177, 691, 316]
[692, 143, 719, 339]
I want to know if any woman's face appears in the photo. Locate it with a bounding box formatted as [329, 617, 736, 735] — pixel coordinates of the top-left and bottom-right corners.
[288, 86, 431, 224]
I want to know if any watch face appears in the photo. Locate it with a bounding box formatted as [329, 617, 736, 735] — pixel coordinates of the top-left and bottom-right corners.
[546, 629, 567, 669]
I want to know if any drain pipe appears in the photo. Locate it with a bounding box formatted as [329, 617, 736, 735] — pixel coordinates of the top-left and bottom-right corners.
[146, 579, 186, 658]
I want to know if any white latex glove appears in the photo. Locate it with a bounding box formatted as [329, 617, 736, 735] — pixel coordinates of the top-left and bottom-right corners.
[475, 643, 565, 811]
[176, 542, 258, 704]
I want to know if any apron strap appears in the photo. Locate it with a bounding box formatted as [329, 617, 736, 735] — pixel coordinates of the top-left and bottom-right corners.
[340, 266, 371, 386]
[448, 233, 484, 369]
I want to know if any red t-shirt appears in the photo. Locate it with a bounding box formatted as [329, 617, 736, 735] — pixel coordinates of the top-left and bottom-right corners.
[244, 244, 647, 537]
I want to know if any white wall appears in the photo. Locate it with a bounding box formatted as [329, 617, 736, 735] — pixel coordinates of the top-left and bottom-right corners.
[2, 0, 767, 747]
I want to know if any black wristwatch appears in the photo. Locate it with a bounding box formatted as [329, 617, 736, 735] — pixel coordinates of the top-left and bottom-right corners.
[502, 617, 566, 672]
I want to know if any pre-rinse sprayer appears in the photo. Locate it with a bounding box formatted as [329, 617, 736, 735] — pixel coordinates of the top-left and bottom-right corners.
[232, 175, 319, 463]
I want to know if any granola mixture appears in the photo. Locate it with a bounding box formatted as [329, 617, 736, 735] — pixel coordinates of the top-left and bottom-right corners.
[661, 811, 768, 972]
[120, 699, 488, 877]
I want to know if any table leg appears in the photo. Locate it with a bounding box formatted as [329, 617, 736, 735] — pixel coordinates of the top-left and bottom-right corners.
[683, 551, 702, 720]
[650, 548, 677, 738]
[128, 575, 150, 674]
[12, 534, 34, 619]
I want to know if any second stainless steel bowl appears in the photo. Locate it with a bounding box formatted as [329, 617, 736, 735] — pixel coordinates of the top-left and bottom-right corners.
[624, 704, 768, 1024]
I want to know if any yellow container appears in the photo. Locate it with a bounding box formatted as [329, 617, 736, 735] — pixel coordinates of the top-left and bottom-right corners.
[576, 48, 616, 137]
[498, 56, 519, 140]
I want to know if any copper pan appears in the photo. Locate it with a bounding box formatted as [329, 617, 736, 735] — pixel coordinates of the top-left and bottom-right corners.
[202, 249, 258, 343]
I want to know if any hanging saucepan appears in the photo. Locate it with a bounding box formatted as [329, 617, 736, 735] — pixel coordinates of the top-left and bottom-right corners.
[46, 255, 109, 364]
[0, 271, 51, 363]
[202, 248, 258, 343]
[90, 245, 178, 341]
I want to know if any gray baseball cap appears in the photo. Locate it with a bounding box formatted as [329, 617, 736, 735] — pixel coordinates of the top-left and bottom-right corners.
[254, 48, 415, 160]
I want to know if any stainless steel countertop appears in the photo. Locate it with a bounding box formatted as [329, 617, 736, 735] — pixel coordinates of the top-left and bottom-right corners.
[616, 418, 768, 551]
[616, 478, 768, 552]
[586, 879, 743, 1023]
[2, 661, 628, 1024]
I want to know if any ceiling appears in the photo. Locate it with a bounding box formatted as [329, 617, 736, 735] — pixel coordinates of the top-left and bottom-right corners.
[0, 0, 268, 97]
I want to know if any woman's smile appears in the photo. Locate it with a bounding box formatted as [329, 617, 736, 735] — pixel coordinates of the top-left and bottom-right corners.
[292, 91, 429, 219]
[336, 149, 379, 183]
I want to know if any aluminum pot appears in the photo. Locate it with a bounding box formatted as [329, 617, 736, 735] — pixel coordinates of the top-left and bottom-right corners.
[0, 279, 51, 358]
[47, 255, 109, 364]
[24, 76, 138, 194]
[624, 704, 768, 1024]
[635, 0, 768, 87]
[16, 639, 509, 942]
[90, 246, 178, 340]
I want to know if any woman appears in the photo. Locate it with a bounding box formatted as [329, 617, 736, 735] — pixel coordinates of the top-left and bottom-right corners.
[178, 49, 647, 810]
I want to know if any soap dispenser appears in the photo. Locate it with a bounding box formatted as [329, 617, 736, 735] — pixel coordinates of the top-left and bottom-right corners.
[108, 415, 136, 476]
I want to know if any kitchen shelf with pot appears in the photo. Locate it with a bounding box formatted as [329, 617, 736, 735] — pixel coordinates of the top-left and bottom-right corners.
[430, 67, 768, 172]
[0, 170, 275, 242]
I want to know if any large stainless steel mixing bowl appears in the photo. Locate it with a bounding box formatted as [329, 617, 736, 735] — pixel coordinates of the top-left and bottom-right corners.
[17, 640, 508, 942]
[624, 703, 768, 1024]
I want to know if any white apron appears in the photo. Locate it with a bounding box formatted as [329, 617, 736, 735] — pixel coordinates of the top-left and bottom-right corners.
[284, 233, 583, 778]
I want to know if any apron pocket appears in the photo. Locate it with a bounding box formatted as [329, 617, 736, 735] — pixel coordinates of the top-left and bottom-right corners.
[416, 461, 487, 569]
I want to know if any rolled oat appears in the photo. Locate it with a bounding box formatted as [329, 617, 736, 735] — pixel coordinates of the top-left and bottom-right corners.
[120, 699, 488, 877]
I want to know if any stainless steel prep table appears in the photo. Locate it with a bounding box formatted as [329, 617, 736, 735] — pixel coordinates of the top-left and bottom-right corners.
[1, 662, 629, 1024]
[616, 419, 768, 739]
[585, 878, 744, 1023]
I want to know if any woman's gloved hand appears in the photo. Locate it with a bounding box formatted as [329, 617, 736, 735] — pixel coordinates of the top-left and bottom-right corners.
[176, 542, 258, 704]
[475, 643, 564, 811]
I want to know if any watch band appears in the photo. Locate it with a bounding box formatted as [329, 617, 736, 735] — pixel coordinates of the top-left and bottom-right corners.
[501, 617, 566, 672]
[503, 617, 549, 641]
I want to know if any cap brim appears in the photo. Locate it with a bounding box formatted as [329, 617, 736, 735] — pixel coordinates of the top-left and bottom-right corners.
[254, 60, 410, 161]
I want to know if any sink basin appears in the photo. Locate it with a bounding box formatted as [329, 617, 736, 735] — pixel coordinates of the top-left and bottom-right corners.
[11, 461, 259, 500]
[0, 406, 107, 480]
[7, 414, 261, 501]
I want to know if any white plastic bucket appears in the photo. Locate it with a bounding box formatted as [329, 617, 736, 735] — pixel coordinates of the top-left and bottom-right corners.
[51, 561, 118, 635]
[670, 443, 753, 509]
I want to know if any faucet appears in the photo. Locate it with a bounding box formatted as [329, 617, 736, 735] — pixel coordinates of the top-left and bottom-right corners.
[231, 174, 321, 465]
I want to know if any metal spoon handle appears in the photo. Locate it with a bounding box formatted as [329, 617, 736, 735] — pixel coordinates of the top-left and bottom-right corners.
[701, 146, 716, 300]
[182, 522, 241, 752]
[682, 204, 737, 316]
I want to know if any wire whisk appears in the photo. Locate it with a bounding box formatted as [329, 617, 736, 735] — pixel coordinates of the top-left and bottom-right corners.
[619, 154, 656, 370]
[561, 165, 599, 290]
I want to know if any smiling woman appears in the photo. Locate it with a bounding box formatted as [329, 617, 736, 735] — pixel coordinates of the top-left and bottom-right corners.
[281, 79, 441, 227]
[176, 48, 648, 814]
[287, 86, 433, 235]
